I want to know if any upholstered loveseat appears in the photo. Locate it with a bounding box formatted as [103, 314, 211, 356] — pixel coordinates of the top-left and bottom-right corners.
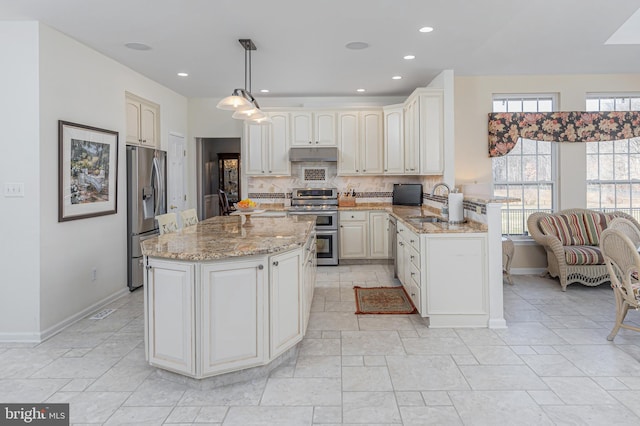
[527, 209, 640, 291]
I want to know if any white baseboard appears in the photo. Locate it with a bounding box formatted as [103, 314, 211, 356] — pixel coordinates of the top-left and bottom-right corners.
[0, 287, 130, 343]
[511, 267, 547, 276]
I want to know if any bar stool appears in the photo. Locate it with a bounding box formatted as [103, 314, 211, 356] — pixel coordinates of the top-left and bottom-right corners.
[180, 209, 199, 227]
[502, 236, 515, 285]
[156, 213, 178, 235]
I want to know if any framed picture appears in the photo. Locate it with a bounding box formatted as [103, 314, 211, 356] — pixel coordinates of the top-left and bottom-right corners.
[58, 120, 119, 222]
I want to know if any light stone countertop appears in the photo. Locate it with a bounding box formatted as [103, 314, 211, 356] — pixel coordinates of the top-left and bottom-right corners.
[141, 215, 315, 261]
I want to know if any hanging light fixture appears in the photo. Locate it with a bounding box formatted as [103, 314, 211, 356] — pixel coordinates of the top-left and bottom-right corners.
[216, 39, 271, 125]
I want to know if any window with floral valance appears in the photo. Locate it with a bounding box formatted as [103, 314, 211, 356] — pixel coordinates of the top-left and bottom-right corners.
[488, 111, 640, 157]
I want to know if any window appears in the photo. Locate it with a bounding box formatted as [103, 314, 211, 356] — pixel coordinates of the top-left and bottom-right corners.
[586, 94, 640, 220]
[492, 95, 557, 235]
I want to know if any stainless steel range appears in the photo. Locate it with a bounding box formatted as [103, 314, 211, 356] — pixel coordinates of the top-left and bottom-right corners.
[288, 187, 339, 266]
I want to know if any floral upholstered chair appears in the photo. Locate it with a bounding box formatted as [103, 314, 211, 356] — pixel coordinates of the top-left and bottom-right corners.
[156, 213, 178, 235]
[180, 209, 199, 227]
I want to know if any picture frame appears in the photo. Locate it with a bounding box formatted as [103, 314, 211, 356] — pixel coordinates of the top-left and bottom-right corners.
[58, 120, 119, 222]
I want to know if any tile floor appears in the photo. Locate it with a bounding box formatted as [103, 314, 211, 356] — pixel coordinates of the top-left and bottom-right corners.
[3, 264, 640, 425]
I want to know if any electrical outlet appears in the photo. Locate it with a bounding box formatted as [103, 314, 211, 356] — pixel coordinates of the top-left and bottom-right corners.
[4, 182, 24, 197]
[476, 206, 482, 214]
[91, 268, 97, 281]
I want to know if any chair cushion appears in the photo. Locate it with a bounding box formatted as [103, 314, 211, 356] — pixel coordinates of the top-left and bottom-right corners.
[538, 212, 614, 246]
[564, 245, 604, 265]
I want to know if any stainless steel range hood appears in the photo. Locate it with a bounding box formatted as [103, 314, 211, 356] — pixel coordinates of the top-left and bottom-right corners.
[289, 147, 338, 162]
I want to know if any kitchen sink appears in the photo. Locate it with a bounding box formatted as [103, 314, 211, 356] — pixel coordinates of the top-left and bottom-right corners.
[407, 216, 446, 223]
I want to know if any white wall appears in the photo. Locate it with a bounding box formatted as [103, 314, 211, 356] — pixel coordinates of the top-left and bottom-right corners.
[0, 22, 41, 339]
[36, 24, 188, 336]
[454, 73, 640, 269]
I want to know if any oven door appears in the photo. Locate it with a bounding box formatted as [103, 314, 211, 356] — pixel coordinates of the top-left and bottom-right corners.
[316, 229, 338, 266]
[288, 210, 338, 230]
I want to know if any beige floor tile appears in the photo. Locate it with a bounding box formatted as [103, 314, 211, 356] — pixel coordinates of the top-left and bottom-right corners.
[342, 391, 401, 424]
[260, 377, 342, 406]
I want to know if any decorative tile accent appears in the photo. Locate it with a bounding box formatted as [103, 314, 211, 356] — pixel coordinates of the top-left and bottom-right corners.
[302, 167, 327, 182]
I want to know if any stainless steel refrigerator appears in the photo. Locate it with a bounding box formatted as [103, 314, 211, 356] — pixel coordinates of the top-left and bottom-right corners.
[127, 145, 167, 291]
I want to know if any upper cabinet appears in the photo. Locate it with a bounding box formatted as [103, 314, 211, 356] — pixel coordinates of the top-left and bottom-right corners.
[291, 111, 337, 146]
[403, 89, 444, 175]
[337, 110, 383, 175]
[243, 112, 291, 176]
[383, 105, 404, 175]
[126, 92, 160, 148]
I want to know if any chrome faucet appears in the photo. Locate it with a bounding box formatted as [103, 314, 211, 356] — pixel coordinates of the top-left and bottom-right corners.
[430, 182, 450, 197]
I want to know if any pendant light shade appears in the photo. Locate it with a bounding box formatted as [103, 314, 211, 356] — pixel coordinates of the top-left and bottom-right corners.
[216, 39, 270, 125]
[216, 93, 253, 110]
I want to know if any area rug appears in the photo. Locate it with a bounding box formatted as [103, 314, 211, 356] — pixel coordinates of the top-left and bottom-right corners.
[354, 286, 417, 315]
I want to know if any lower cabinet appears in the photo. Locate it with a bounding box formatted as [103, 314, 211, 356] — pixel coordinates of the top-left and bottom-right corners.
[145, 236, 315, 378]
[200, 259, 268, 376]
[394, 220, 489, 327]
[269, 249, 303, 358]
[146, 259, 195, 375]
[339, 210, 390, 259]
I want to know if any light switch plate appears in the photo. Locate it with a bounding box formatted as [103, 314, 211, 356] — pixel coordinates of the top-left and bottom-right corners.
[4, 182, 24, 197]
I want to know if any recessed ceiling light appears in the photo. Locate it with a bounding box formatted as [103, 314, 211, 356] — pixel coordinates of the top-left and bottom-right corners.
[124, 42, 151, 51]
[392, 75, 402, 80]
[419, 26, 434, 33]
[177, 72, 188, 77]
[260, 89, 270, 93]
[357, 88, 366, 92]
[345, 41, 369, 50]
[403, 55, 416, 60]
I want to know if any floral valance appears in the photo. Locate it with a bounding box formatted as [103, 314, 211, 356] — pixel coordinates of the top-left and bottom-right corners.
[488, 111, 640, 157]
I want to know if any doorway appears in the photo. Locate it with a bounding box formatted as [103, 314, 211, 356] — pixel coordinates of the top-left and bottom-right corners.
[196, 137, 241, 219]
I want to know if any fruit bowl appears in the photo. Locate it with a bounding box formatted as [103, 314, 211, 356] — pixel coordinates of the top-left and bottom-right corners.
[235, 198, 257, 212]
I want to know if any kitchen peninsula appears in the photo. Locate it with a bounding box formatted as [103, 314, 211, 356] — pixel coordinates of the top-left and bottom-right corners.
[140, 215, 317, 379]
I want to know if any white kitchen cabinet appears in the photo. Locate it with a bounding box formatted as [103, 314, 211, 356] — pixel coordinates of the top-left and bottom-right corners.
[146, 258, 195, 376]
[126, 93, 160, 147]
[383, 105, 404, 174]
[403, 89, 444, 175]
[243, 112, 290, 176]
[396, 221, 421, 312]
[338, 111, 383, 175]
[369, 211, 389, 259]
[339, 211, 368, 259]
[418, 91, 444, 174]
[270, 249, 303, 358]
[200, 258, 268, 376]
[291, 111, 336, 146]
[423, 233, 487, 327]
[403, 96, 420, 174]
[302, 232, 317, 332]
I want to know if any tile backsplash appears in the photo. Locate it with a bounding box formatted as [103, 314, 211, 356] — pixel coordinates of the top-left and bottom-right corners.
[247, 161, 442, 203]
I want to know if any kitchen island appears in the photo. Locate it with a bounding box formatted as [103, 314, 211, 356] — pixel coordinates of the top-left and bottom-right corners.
[140, 215, 316, 379]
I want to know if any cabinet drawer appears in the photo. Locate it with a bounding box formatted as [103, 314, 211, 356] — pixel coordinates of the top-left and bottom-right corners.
[406, 231, 419, 252]
[339, 211, 368, 221]
[409, 261, 421, 287]
[405, 281, 420, 313]
[409, 246, 420, 270]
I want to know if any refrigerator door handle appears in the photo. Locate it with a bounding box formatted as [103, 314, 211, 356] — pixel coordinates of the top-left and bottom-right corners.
[152, 156, 163, 215]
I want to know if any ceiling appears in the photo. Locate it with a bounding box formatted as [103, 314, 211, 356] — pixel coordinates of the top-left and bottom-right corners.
[2, 0, 640, 99]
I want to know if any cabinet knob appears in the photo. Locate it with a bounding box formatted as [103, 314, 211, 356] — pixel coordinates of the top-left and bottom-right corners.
[308, 141, 312, 144]
[410, 255, 415, 260]
[315, 141, 319, 144]
[411, 292, 416, 297]
[410, 239, 415, 243]
[363, 169, 366, 172]
[351, 215, 355, 218]
[273, 261, 279, 266]
[269, 170, 272, 173]
[340, 225, 343, 228]
[262, 171, 265, 173]
[384, 169, 388, 172]
[356, 170, 359, 172]
[411, 272, 415, 276]
[145, 265, 152, 271]
[258, 264, 264, 270]
[399, 242, 404, 246]
[399, 229, 403, 232]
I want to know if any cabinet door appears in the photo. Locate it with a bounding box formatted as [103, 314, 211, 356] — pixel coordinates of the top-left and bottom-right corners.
[396, 235, 407, 286]
[126, 100, 141, 144]
[200, 258, 267, 376]
[147, 259, 195, 375]
[291, 112, 313, 145]
[383, 107, 404, 174]
[267, 112, 291, 175]
[419, 91, 444, 174]
[140, 103, 159, 147]
[337, 112, 359, 175]
[315, 112, 336, 146]
[369, 212, 389, 259]
[361, 111, 383, 174]
[244, 124, 266, 175]
[339, 221, 368, 258]
[403, 98, 420, 174]
[270, 249, 303, 358]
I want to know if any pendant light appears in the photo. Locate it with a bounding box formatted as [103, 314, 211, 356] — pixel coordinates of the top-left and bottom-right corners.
[216, 39, 271, 125]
